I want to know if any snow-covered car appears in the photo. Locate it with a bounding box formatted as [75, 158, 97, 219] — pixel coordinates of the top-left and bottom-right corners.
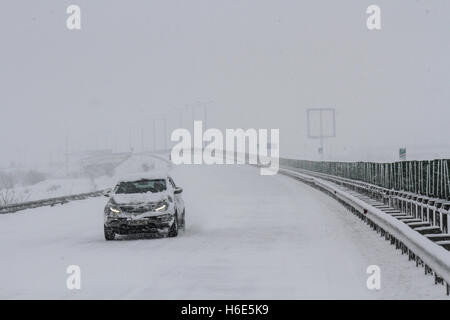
[103, 172, 185, 240]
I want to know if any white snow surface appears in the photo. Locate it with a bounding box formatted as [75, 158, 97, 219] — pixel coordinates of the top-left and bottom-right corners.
[114, 171, 168, 184]
[5, 155, 161, 202]
[113, 190, 169, 205]
[0, 160, 447, 299]
[9, 177, 97, 202]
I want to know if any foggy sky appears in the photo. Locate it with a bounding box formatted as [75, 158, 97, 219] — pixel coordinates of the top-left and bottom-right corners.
[0, 0, 449, 166]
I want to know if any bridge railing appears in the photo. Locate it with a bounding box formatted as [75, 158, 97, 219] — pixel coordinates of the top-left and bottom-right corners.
[280, 158, 450, 200]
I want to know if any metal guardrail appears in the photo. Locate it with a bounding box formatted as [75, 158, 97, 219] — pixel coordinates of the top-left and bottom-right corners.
[280, 158, 450, 200]
[0, 189, 109, 214]
[279, 166, 450, 295]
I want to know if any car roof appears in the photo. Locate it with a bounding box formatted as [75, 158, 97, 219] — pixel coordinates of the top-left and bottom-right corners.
[115, 171, 169, 184]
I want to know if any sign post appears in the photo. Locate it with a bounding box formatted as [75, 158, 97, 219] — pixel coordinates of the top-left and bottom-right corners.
[307, 108, 336, 160]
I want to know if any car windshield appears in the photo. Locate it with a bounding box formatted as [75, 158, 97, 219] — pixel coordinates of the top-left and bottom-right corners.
[115, 179, 167, 194]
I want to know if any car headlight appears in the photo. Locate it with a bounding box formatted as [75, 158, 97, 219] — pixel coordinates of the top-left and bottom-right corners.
[109, 207, 120, 214]
[155, 203, 167, 212]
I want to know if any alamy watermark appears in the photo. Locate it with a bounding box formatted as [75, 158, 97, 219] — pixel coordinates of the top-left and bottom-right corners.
[170, 121, 279, 175]
[64, 4, 380, 32]
[66, 265, 81, 290]
[366, 265, 381, 290]
[366, 5, 381, 30]
[66, 5, 81, 30]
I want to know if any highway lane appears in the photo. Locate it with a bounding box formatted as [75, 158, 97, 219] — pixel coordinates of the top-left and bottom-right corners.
[0, 163, 444, 299]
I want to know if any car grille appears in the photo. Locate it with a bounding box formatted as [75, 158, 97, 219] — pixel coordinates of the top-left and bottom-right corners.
[119, 204, 156, 214]
[115, 223, 158, 234]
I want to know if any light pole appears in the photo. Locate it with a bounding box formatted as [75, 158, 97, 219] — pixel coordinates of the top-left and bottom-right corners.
[65, 132, 69, 176]
[306, 108, 336, 161]
[152, 115, 168, 152]
[128, 127, 132, 153]
[153, 119, 156, 152]
[177, 106, 191, 129]
[141, 128, 144, 152]
[163, 117, 167, 150]
[196, 100, 213, 130]
[204, 104, 207, 131]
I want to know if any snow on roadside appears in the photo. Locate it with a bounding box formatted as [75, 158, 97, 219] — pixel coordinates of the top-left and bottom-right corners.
[8, 178, 97, 202]
[1, 155, 166, 203]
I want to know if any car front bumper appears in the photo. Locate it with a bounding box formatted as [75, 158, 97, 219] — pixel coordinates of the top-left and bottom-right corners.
[105, 215, 174, 235]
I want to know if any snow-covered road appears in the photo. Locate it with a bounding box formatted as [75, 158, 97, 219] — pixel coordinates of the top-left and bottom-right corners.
[0, 163, 444, 299]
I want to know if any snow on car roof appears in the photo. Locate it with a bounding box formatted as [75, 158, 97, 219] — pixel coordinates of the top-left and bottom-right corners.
[115, 171, 169, 184]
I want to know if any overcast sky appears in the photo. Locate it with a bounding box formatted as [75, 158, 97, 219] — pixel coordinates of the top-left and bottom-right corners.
[0, 0, 449, 166]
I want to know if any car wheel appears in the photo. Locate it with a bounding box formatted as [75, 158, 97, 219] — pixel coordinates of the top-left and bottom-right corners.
[168, 214, 178, 237]
[104, 225, 115, 241]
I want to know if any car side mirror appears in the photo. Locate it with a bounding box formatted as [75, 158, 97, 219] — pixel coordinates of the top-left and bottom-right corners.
[174, 187, 183, 194]
[103, 190, 111, 197]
